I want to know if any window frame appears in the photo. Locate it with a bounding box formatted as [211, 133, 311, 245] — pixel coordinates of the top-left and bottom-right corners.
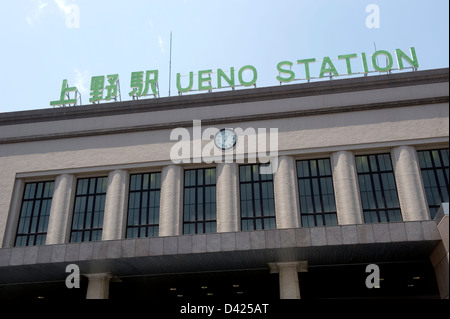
[296, 158, 338, 227]
[15, 181, 54, 247]
[70, 176, 108, 243]
[126, 172, 162, 238]
[355, 153, 403, 223]
[183, 167, 217, 235]
[239, 164, 276, 231]
[417, 148, 449, 219]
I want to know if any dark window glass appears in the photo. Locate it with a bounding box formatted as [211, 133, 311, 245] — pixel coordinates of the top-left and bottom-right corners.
[356, 154, 402, 223]
[70, 177, 107, 242]
[183, 168, 217, 234]
[126, 172, 161, 238]
[239, 164, 276, 231]
[15, 181, 54, 247]
[296, 159, 338, 227]
[418, 149, 449, 219]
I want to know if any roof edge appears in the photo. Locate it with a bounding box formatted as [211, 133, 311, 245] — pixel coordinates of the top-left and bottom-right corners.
[0, 67, 448, 126]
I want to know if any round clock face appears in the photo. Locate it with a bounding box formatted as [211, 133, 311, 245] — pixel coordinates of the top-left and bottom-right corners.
[215, 128, 237, 150]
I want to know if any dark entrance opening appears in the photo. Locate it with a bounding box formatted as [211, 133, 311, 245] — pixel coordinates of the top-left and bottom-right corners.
[109, 269, 279, 300]
[299, 260, 439, 299]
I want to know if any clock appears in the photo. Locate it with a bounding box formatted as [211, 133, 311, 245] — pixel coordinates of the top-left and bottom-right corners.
[214, 128, 237, 150]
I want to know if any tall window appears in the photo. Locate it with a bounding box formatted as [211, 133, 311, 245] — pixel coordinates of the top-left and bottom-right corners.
[239, 164, 276, 231]
[296, 159, 338, 227]
[127, 172, 161, 238]
[418, 149, 449, 219]
[15, 181, 54, 247]
[70, 177, 107, 242]
[183, 168, 217, 234]
[356, 154, 402, 223]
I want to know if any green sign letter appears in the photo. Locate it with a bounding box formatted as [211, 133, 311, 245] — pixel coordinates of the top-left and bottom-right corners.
[198, 69, 213, 91]
[238, 65, 257, 87]
[177, 72, 194, 93]
[129, 70, 158, 98]
[297, 58, 316, 80]
[276, 61, 295, 83]
[217, 67, 235, 89]
[89, 75, 105, 103]
[372, 50, 394, 72]
[361, 52, 370, 74]
[50, 79, 78, 106]
[105, 74, 119, 101]
[319, 57, 339, 78]
[396, 47, 419, 70]
[338, 53, 358, 75]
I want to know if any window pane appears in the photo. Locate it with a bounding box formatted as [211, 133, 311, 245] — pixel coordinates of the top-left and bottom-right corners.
[241, 219, 249, 231]
[24, 183, 35, 200]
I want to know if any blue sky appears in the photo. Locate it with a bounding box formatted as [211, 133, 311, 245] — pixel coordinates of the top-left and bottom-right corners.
[0, 0, 448, 112]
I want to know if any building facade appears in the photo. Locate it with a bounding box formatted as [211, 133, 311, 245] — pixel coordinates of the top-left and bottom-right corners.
[0, 68, 448, 300]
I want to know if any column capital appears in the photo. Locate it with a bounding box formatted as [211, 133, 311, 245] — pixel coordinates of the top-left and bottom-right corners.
[268, 261, 308, 273]
[84, 272, 113, 299]
[84, 272, 113, 280]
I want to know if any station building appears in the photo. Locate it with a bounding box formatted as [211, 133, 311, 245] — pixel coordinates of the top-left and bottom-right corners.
[0, 68, 448, 300]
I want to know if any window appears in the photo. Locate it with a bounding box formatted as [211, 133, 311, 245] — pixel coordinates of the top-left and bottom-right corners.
[239, 164, 276, 231]
[356, 154, 402, 223]
[126, 172, 161, 238]
[296, 159, 338, 227]
[70, 177, 107, 242]
[183, 168, 217, 234]
[15, 181, 54, 246]
[418, 149, 449, 219]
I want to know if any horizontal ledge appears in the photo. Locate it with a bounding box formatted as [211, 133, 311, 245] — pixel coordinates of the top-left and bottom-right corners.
[0, 96, 447, 145]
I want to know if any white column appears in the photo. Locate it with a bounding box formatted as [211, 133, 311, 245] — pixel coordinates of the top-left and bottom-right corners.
[216, 163, 240, 233]
[274, 156, 300, 229]
[85, 273, 113, 299]
[391, 146, 430, 221]
[269, 262, 308, 299]
[102, 170, 129, 241]
[331, 151, 364, 225]
[2, 179, 25, 248]
[159, 165, 183, 236]
[46, 174, 77, 245]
